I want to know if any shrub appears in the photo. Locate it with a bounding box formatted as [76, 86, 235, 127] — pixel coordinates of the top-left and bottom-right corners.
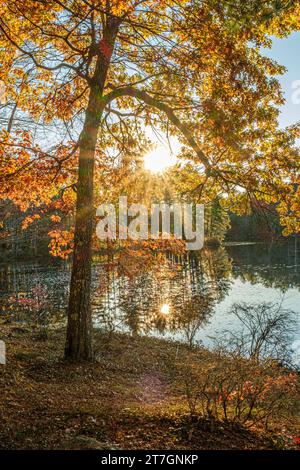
[177, 351, 299, 429]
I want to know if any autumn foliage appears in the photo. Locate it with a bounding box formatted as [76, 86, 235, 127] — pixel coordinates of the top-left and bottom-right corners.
[1, 0, 300, 359]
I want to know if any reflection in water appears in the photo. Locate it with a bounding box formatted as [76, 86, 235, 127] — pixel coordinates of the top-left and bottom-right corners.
[227, 241, 300, 292]
[160, 304, 170, 315]
[0, 242, 299, 354]
[94, 247, 232, 345]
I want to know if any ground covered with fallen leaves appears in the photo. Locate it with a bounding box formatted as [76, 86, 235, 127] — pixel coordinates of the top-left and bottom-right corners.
[0, 321, 298, 450]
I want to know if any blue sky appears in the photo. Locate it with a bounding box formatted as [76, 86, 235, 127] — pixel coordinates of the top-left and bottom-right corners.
[267, 31, 300, 128]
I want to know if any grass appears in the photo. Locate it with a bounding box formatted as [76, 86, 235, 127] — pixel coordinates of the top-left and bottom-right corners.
[0, 320, 299, 450]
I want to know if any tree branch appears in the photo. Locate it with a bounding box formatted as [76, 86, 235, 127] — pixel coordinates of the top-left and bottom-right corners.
[103, 85, 213, 174]
[0, 21, 88, 81]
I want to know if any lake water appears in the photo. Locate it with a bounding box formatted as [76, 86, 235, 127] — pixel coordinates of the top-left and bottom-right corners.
[1, 242, 299, 362]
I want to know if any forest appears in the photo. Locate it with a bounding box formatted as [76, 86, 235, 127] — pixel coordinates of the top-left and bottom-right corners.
[0, 0, 300, 459]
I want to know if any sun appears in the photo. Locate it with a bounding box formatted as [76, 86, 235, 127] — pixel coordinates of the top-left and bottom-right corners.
[160, 303, 170, 315]
[144, 144, 177, 173]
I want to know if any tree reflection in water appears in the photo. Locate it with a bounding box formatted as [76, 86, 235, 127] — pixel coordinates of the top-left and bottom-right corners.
[1, 242, 299, 350]
[96, 247, 233, 345]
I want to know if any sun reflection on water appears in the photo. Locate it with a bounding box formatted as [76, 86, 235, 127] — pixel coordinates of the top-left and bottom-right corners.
[160, 303, 170, 315]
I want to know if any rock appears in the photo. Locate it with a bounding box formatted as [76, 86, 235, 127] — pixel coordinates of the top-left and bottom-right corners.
[63, 435, 118, 450]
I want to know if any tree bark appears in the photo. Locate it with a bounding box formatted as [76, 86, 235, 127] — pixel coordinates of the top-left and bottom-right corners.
[64, 17, 121, 361]
[65, 86, 104, 361]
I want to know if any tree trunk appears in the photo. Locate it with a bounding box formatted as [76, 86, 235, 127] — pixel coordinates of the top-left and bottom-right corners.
[64, 87, 104, 361]
[64, 17, 121, 361]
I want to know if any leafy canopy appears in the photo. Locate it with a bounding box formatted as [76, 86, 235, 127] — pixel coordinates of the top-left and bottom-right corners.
[0, 0, 300, 250]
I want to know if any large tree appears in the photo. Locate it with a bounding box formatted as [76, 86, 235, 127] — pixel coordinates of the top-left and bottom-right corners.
[0, 0, 299, 360]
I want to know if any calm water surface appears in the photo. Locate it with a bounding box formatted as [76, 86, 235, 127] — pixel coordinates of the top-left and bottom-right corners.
[1, 242, 299, 361]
